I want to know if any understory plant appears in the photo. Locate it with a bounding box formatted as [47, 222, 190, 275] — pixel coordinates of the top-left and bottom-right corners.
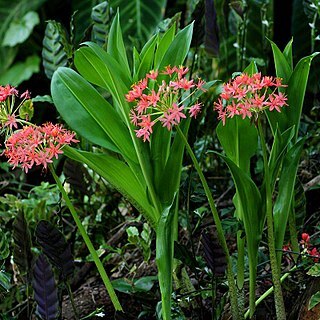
[50, 12, 216, 320]
[212, 41, 318, 319]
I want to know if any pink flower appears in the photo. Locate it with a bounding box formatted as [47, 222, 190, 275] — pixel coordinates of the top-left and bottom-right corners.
[189, 103, 202, 118]
[0, 85, 18, 102]
[4, 123, 78, 173]
[126, 66, 206, 141]
[146, 70, 158, 80]
[214, 73, 288, 125]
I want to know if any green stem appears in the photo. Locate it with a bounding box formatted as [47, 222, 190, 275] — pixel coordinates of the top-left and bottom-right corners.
[288, 203, 300, 263]
[257, 120, 286, 320]
[244, 266, 297, 319]
[66, 281, 79, 319]
[176, 127, 241, 320]
[49, 164, 122, 311]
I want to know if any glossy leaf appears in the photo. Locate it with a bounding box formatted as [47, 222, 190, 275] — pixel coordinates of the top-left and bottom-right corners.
[32, 254, 59, 320]
[268, 39, 292, 84]
[216, 117, 258, 174]
[273, 139, 305, 261]
[74, 44, 131, 116]
[2, 11, 39, 47]
[268, 126, 295, 189]
[268, 43, 319, 137]
[107, 11, 131, 77]
[0, 55, 40, 86]
[215, 153, 262, 316]
[158, 22, 194, 70]
[63, 146, 157, 227]
[154, 23, 176, 68]
[51, 67, 137, 162]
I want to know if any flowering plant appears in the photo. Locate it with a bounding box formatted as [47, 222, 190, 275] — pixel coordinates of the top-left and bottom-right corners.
[214, 73, 287, 124]
[50, 14, 216, 319]
[212, 39, 318, 319]
[126, 65, 205, 141]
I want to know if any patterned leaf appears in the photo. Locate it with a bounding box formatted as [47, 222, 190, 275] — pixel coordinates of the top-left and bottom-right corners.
[201, 226, 227, 277]
[12, 210, 33, 276]
[91, 1, 113, 47]
[42, 21, 70, 79]
[109, 0, 166, 46]
[36, 220, 74, 280]
[32, 254, 59, 320]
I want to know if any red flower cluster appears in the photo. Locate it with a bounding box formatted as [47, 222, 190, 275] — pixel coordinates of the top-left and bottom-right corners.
[126, 66, 206, 142]
[4, 123, 78, 173]
[214, 73, 288, 125]
[300, 232, 320, 262]
[0, 85, 32, 134]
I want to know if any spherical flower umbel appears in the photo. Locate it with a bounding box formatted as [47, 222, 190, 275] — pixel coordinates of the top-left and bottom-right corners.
[213, 73, 288, 125]
[126, 66, 206, 142]
[4, 123, 78, 173]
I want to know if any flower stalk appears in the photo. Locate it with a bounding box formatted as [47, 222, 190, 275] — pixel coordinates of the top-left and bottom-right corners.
[176, 126, 241, 320]
[257, 119, 286, 320]
[49, 164, 122, 311]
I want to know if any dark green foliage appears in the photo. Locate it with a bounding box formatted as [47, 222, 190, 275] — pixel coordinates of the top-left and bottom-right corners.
[109, 0, 166, 47]
[42, 21, 71, 79]
[12, 211, 33, 276]
[91, 1, 113, 47]
[0, 229, 10, 261]
[35, 220, 74, 280]
[32, 254, 59, 320]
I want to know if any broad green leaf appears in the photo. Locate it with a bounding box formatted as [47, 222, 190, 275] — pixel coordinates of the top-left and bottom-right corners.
[135, 35, 158, 81]
[283, 38, 293, 71]
[63, 146, 158, 228]
[158, 22, 194, 70]
[274, 139, 304, 261]
[308, 291, 320, 311]
[268, 126, 295, 189]
[109, 0, 166, 45]
[154, 23, 176, 68]
[243, 60, 258, 75]
[51, 67, 138, 163]
[0, 55, 40, 86]
[215, 153, 262, 317]
[2, 11, 39, 47]
[286, 52, 319, 140]
[112, 276, 157, 294]
[216, 117, 258, 174]
[307, 264, 320, 277]
[268, 39, 292, 84]
[267, 51, 319, 137]
[74, 44, 131, 118]
[107, 11, 131, 78]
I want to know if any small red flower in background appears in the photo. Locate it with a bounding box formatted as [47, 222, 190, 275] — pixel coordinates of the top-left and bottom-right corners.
[126, 66, 206, 142]
[300, 232, 320, 263]
[213, 73, 288, 125]
[4, 123, 78, 173]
